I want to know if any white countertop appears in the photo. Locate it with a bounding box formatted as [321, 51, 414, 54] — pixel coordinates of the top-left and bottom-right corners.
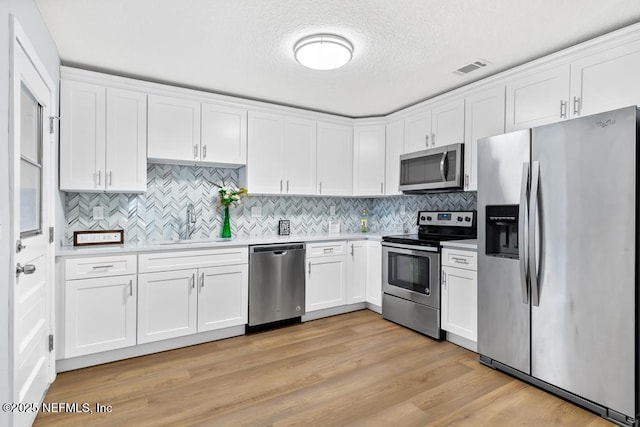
[440, 239, 478, 251]
[56, 232, 387, 257]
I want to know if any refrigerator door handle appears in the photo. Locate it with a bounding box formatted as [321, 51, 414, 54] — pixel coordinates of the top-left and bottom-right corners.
[529, 160, 541, 307]
[519, 162, 530, 304]
[439, 152, 448, 181]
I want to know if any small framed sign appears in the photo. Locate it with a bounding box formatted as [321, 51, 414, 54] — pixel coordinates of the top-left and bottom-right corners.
[73, 230, 124, 246]
[278, 220, 290, 236]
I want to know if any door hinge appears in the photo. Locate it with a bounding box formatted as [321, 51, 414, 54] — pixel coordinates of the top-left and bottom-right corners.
[48, 334, 54, 352]
[49, 116, 59, 134]
[16, 239, 25, 253]
[49, 227, 54, 243]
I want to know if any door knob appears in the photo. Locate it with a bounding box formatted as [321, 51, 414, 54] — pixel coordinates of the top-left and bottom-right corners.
[16, 263, 36, 275]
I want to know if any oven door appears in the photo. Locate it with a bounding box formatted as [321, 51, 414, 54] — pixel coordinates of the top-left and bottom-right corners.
[382, 242, 440, 309]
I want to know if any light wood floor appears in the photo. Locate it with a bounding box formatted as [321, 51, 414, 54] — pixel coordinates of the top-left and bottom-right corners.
[35, 310, 612, 426]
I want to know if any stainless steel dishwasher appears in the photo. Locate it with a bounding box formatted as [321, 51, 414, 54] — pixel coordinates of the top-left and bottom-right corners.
[248, 243, 306, 327]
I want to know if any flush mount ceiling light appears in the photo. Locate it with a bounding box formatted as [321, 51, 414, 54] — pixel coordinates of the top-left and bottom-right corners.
[294, 34, 353, 70]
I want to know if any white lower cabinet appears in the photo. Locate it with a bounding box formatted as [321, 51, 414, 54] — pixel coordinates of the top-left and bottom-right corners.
[65, 273, 137, 358]
[441, 248, 478, 350]
[137, 269, 198, 344]
[306, 242, 348, 312]
[198, 264, 248, 332]
[365, 241, 382, 308]
[347, 241, 367, 304]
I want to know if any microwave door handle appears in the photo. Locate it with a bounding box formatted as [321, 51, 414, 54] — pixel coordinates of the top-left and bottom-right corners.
[439, 152, 448, 181]
[519, 162, 530, 304]
[529, 161, 541, 307]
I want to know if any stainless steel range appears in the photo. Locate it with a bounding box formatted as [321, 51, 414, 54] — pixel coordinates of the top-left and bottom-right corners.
[382, 211, 476, 339]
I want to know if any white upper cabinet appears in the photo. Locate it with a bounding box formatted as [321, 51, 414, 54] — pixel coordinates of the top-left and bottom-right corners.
[464, 86, 505, 191]
[505, 64, 570, 131]
[60, 80, 147, 192]
[147, 94, 201, 163]
[105, 88, 147, 192]
[201, 103, 247, 166]
[247, 111, 285, 194]
[385, 119, 404, 196]
[431, 98, 465, 148]
[317, 122, 353, 196]
[284, 117, 317, 195]
[353, 124, 386, 196]
[570, 39, 640, 118]
[404, 109, 432, 153]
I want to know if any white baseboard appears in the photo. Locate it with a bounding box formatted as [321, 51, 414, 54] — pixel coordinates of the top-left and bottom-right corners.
[445, 332, 477, 352]
[301, 303, 367, 321]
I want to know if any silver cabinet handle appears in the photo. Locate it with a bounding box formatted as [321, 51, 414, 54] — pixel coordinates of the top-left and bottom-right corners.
[573, 96, 581, 115]
[560, 100, 567, 119]
[308, 261, 311, 275]
[107, 171, 112, 186]
[191, 273, 195, 289]
[519, 162, 530, 304]
[286, 180, 289, 193]
[16, 263, 36, 276]
[92, 265, 114, 269]
[432, 133, 436, 147]
[200, 272, 205, 288]
[323, 248, 334, 254]
[280, 179, 283, 193]
[442, 270, 446, 288]
[129, 279, 133, 296]
[203, 145, 207, 159]
[319, 182, 322, 194]
[350, 244, 354, 256]
[96, 170, 101, 186]
[193, 145, 198, 159]
[464, 173, 469, 188]
[452, 257, 469, 264]
[425, 134, 429, 147]
[380, 182, 383, 194]
[529, 161, 540, 307]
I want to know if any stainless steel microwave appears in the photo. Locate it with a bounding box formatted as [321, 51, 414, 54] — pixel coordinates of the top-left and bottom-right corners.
[399, 143, 464, 193]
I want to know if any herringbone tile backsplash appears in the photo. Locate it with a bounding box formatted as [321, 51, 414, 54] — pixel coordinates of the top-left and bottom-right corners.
[64, 164, 477, 244]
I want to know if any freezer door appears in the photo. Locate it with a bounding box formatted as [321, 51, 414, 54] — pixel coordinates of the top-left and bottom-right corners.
[531, 106, 637, 417]
[477, 129, 531, 374]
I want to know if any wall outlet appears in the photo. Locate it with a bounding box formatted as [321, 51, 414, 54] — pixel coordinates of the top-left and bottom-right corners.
[93, 206, 105, 221]
[330, 205, 336, 216]
[399, 204, 406, 215]
[251, 206, 262, 218]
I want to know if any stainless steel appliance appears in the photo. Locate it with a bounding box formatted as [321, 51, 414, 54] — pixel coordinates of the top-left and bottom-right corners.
[399, 143, 464, 193]
[248, 243, 305, 327]
[382, 211, 476, 339]
[477, 106, 639, 426]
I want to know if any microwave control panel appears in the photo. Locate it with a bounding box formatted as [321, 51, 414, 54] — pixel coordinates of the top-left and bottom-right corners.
[418, 211, 475, 227]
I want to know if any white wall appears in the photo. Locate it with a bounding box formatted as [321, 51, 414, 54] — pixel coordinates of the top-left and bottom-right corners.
[0, 1, 59, 424]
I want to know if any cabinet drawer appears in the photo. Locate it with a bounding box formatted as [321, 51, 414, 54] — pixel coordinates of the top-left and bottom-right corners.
[139, 247, 248, 273]
[442, 248, 477, 270]
[306, 241, 347, 258]
[65, 255, 137, 280]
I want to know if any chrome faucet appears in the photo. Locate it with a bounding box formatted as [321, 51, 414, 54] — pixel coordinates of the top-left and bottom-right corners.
[186, 203, 196, 239]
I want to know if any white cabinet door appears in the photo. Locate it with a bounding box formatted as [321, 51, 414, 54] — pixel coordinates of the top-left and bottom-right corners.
[464, 86, 505, 191]
[505, 64, 570, 131]
[59, 80, 105, 191]
[570, 39, 640, 118]
[366, 241, 382, 308]
[64, 275, 136, 358]
[385, 119, 404, 195]
[353, 125, 386, 196]
[201, 102, 247, 166]
[148, 94, 201, 163]
[441, 265, 477, 342]
[284, 117, 317, 195]
[347, 241, 367, 304]
[317, 122, 353, 196]
[247, 111, 285, 194]
[306, 255, 347, 312]
[198, 264, 248, 332]
[431, 98, 465, 147]
[404, 110, 432, 152]
[138, 269, 198, 344]
[105, 88, 147, 192]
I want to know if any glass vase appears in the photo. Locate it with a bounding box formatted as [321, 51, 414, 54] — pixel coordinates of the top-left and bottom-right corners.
[221, 206, 231, 238]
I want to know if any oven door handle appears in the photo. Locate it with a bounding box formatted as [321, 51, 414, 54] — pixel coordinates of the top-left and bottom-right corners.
[382, 242, 439, 254]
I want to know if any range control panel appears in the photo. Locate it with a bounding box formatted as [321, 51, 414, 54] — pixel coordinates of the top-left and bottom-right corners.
[417, 211, 475, 227]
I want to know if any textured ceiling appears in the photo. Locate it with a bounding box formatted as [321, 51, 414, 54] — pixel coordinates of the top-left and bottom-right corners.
[36, 0, 640, 117]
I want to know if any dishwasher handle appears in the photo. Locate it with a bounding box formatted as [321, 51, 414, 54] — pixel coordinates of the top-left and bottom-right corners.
[250, 243, 305, 253]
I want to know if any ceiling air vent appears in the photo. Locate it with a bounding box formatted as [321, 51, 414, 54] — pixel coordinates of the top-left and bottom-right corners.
[454, 59, 489, 76]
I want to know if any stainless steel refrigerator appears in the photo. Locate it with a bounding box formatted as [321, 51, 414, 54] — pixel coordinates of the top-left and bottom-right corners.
[477, 106, 639, 426]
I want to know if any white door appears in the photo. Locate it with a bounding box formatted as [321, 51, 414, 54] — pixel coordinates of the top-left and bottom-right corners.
[305, 256, 347, 312]
[431, 98, 465, 147]
[365, 241, 382, 309]
[441, 266, 477, 341]
[347, 241, 367, 304]
[197, 264, 248, 332]
[201, 102, 247, 165]
[11, 21, 56, 427]
[247, 111, 285, 194]
[353, 125, 386, 196]
[316, 122, 353, 196]
[404, 110, 432, 152]
[384, 119, 404, 195]
[284, 117, 317, 195]
[147, 94, 201, 163]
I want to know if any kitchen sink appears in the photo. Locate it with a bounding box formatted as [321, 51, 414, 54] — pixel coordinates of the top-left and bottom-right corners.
[156, 238, 230, 245]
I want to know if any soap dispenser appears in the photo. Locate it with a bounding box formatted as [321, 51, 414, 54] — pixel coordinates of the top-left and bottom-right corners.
[360, 208, 368, 233]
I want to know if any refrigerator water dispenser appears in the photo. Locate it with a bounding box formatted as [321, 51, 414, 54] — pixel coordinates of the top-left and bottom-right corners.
[485, 205, 519, 259]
